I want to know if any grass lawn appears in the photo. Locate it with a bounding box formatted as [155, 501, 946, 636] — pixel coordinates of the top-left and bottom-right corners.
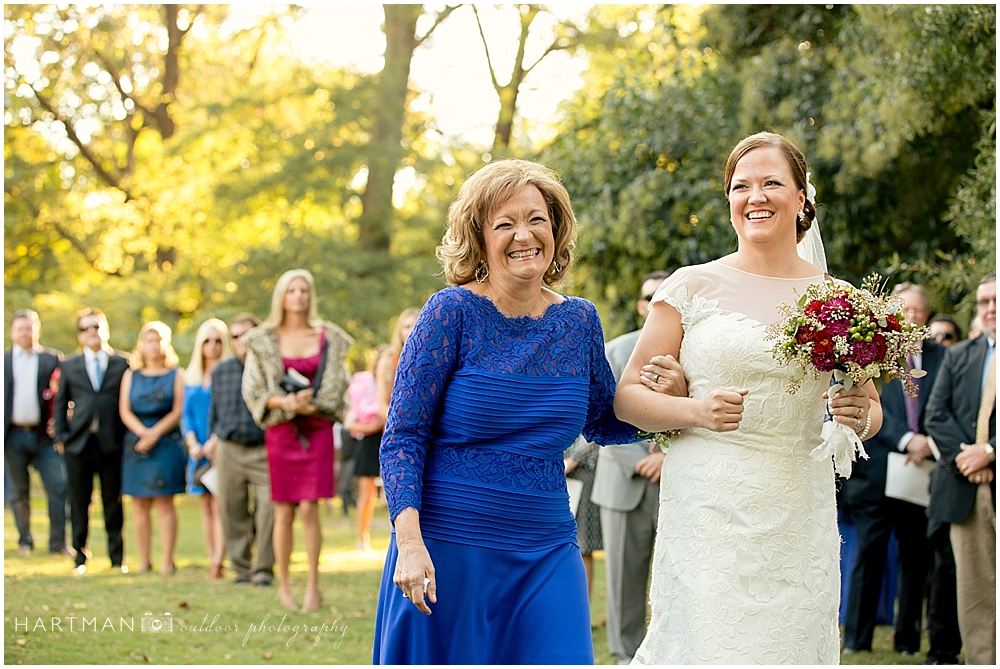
[5, 472, 931, 664]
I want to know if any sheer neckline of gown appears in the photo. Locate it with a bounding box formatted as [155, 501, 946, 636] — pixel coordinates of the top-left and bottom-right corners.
[653, 260, 828, 329]
[716, 259, 825, 281]
[454, 285, 569, 323]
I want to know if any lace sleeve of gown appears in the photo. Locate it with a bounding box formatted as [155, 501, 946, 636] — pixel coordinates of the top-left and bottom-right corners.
[581, 301, 641, 446]
[379, 289, 462, 522]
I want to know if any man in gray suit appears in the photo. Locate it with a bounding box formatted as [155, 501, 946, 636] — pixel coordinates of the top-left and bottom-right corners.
[592, 270, 683, 663]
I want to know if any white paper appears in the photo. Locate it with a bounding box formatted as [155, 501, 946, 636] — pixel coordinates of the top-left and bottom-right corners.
[566, 477, 584, 516]
[199, 466, 219, 497]
[884, 451, 935, 507]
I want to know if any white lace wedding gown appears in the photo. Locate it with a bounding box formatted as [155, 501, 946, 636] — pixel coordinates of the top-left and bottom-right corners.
[633, 261, 841, 665]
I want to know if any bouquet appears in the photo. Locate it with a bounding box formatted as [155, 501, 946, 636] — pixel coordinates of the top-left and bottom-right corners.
[765, 273, 930, 477]
[766, 273, 929, 397]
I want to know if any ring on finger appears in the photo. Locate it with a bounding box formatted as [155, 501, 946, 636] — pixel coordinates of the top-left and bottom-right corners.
[654, 373, 660, 383]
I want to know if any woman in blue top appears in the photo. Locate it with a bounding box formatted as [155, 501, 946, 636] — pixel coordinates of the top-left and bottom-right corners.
[182, 318, 234, 580]
[374, 160, 639, 664]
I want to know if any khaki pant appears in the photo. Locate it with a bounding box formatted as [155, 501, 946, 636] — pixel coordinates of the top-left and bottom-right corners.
[216, 439, 274, 580]
[951, 484, 996, 665]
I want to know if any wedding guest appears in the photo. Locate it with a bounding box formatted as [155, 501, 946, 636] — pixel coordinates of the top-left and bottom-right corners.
[616, 132, 883, 664]
[208, 313, 274, 586]
[182, 318, 234, 580]
[590, 270, 678, 663]
[54, 308, 129, 573]
[242, 269, 352, 611]
[929, 314, 962, 347]
[841, 282, 943, 658]
[342, 345, 388, 552]
[348, 308, 420, 552]
[4, 309, 69, 557]
[968, 315, 983, 340]
[119, 321, 186, 574]
[564, 436, 602, 599]
[926, 272, 996, 665]
[373, 159, 638, 664]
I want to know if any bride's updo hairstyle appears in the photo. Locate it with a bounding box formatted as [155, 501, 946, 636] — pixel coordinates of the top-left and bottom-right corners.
[724, 132, 815, 243]
[436, 159, 577, 287]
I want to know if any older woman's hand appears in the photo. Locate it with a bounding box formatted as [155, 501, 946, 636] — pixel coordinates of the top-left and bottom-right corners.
[640, 355, 688, 398]
[394, 538, 437, 615]
[825, 384, 872, 434]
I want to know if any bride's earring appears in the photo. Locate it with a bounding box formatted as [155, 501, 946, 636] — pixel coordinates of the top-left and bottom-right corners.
[798, 210, 806, 223]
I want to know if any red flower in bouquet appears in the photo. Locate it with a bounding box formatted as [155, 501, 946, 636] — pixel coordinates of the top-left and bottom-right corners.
[766, 274, 929, 395]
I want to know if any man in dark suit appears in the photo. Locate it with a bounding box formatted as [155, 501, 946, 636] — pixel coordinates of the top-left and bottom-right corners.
[842, 284, 943, 657]
[926, 273, 996, 666]
[4, 309, 70, 557]
[53, 308, 129, 573]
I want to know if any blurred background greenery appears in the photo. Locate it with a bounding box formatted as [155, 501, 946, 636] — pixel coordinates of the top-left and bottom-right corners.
[5, 4, 995, 361]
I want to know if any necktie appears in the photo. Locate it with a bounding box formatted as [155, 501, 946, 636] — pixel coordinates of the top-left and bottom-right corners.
[904, 354, 922, 433]
[976, 348, 995, 445]
[94, 356, 105, 391]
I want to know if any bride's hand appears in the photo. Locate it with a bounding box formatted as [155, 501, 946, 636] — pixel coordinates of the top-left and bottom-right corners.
[825, 384, 871, 434]
[699, 387, 748, 432]
[640, 355, 688, 398]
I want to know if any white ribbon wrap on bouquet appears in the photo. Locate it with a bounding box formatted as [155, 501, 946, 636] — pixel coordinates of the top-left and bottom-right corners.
[811, 370, 869, 478]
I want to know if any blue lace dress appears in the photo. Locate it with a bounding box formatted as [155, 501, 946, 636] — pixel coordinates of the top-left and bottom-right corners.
[373, 287, 637, 664]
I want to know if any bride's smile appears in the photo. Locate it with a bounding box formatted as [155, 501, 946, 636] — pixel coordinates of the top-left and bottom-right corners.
[728, 145, 805, 247]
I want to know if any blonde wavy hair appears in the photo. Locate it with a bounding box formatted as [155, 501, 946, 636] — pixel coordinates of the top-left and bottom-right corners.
[436, 159, 577, 286]
[264, 269, 322, 328]
[389, 307, 421, 355]
[183, 318, 234, 386]
[130, 321, 180, 370]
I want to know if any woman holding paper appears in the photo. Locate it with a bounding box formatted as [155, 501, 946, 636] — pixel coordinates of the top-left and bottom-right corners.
[242, 269, 352, 611]
[372, 160, 640, 664]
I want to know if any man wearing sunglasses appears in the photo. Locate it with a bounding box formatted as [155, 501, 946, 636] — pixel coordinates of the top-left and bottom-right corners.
[53, 308, 129, 574]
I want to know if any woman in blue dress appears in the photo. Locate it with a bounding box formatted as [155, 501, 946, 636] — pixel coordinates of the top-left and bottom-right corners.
[373, 160, 639, 664]
[120, 321, 187, 574]
[182, 318, 234, 580]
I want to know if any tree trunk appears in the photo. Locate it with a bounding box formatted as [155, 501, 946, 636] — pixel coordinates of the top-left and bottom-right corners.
[357, 4, 422, 254]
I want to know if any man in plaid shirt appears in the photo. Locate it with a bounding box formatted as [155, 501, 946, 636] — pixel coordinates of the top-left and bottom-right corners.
[206, 313, 274, 586]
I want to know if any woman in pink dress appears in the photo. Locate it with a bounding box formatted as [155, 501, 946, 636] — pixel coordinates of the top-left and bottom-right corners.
[241, 269, 352, 611]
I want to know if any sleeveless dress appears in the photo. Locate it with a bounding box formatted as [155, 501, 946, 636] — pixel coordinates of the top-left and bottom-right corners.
[181, 383, 212, 494]
[633, 261, 841, 665]
[121, 369, 186, 498]
[265, 331, 335, 503]
[373, 287, 637, 664]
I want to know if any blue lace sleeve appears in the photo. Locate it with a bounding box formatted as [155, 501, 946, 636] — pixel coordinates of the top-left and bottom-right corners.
[379, 290, 462, 522]
[581, 303, 640, 446]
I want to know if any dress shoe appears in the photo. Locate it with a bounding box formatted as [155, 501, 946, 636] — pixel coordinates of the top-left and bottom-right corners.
[234, 574, 251, 584]
[252, 574, 273, 587]
[74, 547, 92, 568]
[17, 545, 31, 557]
[898, 650, 920, 657]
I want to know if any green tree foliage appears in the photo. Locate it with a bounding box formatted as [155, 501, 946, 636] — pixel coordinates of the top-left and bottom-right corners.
[5, 4, 453, 358]
[545, 4, 994, 335]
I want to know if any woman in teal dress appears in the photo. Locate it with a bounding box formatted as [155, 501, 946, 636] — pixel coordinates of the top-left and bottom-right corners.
[120, 321, 186, 574]
[182, 318, 234, 580]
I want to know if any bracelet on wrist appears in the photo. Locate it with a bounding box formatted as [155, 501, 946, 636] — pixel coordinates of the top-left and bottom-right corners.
[856, 411, 872, 440]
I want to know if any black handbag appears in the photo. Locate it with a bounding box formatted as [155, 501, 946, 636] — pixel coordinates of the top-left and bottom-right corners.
[281, 335, 329, 450]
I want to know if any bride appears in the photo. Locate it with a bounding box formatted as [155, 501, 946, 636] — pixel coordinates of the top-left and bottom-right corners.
[615, 132, 883, 664]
